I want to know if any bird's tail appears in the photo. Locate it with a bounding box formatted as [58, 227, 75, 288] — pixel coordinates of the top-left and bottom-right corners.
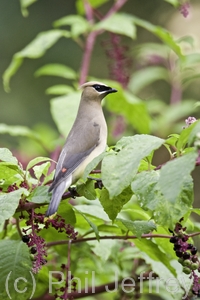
[46, 180, 67, 217]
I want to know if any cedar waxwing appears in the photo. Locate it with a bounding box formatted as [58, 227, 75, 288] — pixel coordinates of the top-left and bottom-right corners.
[46, 81, 117, 216]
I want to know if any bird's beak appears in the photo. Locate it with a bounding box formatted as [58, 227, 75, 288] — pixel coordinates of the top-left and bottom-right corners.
[108, 88, 117, 94]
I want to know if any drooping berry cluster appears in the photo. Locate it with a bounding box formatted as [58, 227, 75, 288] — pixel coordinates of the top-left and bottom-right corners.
[54, 264, 77, 300]
[22, 210, 78, 273]
[170, 219, 200, 296]
[102, 33, 132, 88]
[22, 210, 47, 273]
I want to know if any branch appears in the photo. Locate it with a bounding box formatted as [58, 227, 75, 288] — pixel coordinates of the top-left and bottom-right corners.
[46, 231, 200, 248]
[46, 233, 173, 247]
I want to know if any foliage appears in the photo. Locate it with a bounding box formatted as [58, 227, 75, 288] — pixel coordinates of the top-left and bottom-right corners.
[1, 0, 200, 300]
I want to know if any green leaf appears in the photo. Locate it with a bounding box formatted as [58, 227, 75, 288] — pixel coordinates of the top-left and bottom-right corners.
[158, 150, 198, 204]
[35, 64, 76, 79]
[177, 120, 200, 150]
[128, 66, 169, 94]
[188, 120, 200, 145]
[83, 152, 105, 181]
[57, 202, 76, 225]
[0, 240, 34, 300]
[75, 204, 110, 222]
[33, 162, 51, 181]
[106, 85, 151, 134]
[0, 189, 26, 226]
[95, 13, 136, 39]
[77, 180, 97, 200]
[26, 157, 53, 172]
[54, 15, 90, 37]
[76, 0, 110, 14]
[133, 238, 177, 277]
[74, 208, 99, 241]
[131, 170, 194, 227]
[27, 186, 50, 204]
[0, 124, 42, 143]
[132, 16, 184, 59]
[87, 239, 116, 261]
[50, 92, 80, 136]
[46, 85, 74, 95]
[102, 135, 164, 198]
[164, 0, 179, 6]
[0, 148, 18, 164]
[116, 218, 156, 238]
[99, 187, 132, 221]
[0, 163, 24, 189]
[3, 30, 70, 91]
[20, 0, 38, 17]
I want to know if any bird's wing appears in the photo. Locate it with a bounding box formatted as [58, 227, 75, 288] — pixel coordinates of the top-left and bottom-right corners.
[49, 119, 100, 192]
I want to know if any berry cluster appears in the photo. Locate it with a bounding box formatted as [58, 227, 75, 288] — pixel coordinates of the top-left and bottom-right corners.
[170, 220, 200, 296]
[102, 33, 132, 88]
[22, 210, 78, 273]
[54, 264, 77, 300]
[22, 211, 47, 273]
[44, 215, 78, 240]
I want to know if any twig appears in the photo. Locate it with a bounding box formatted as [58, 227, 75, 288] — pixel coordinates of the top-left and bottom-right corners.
[46, 233, 173, 247]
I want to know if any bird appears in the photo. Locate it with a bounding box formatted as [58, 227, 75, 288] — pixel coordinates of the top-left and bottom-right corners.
[46, 81, 117, 216]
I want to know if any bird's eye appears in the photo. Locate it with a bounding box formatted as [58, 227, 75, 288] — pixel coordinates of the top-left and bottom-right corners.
[93, 84, 102, 91]
[93, 84, 110, 92]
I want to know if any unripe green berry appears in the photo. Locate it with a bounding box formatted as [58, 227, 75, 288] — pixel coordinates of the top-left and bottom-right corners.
[191, 263, 199, 270]
[183, 267, 191, 275]
[183, 259, 191, 267]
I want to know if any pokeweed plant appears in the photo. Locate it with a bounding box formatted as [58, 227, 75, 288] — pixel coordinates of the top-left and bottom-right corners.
[1, 0, 200, 299]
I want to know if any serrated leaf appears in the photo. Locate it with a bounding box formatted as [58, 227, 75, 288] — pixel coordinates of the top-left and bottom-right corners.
[3, 30, 69, 91]
[54, 15, 90, 37]
[50, 92, 80, 136]
[0, 240, 34, 300]
[26, 157, 52, 172]
[95, 13, 136, 39]
[77, 180, 97, 200]
[0, 163, 24, 189]
[158, 151, 197, 204]
[102, 135, 164, 198]
[27, 186, 50, 204]
[131, 170, 194, 227]
[33, 161, 51, 181]
[0, 148, 18, 164]
[116, 218, 156, 238]
[99, 187, 132, 221]
[0, 189, 26, 225]
[35, 64, 76, 79]
[46, 85, 74, 95]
